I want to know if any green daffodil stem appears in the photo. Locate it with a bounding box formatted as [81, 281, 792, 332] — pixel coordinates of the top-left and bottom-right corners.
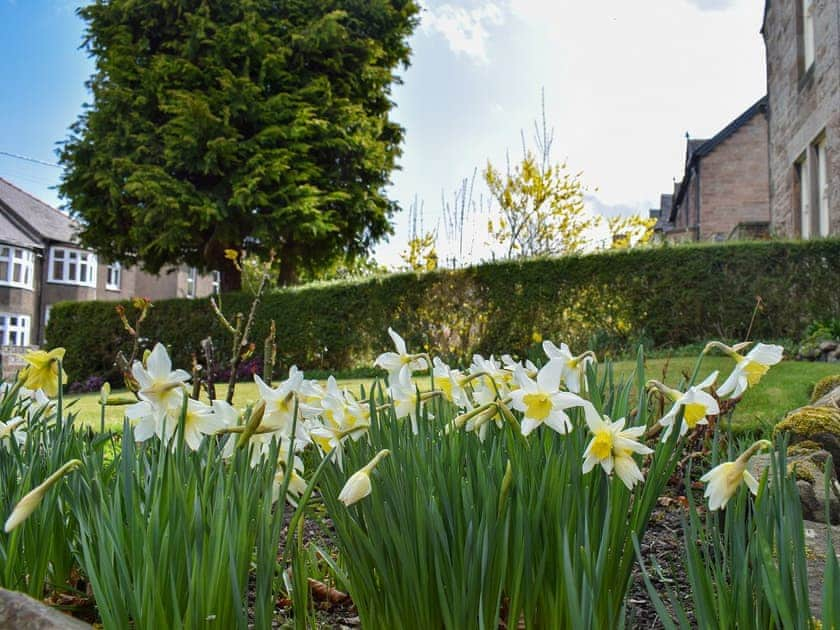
[452, 402, 498, 430]
[362, 448, 391, 474]
[737, 439, 772, 465]
[419, 390, 443, 402]
[460, 372, 504, 401]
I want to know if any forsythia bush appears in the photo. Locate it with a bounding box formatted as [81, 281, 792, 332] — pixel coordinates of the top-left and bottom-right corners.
[47, 239, 840, 382]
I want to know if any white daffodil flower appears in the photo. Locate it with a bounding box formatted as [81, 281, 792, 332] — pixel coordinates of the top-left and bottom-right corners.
[389, 365, 420, 433]
[701, 440, 770, 510]
[432, 357, 470, 408]
[542, 340, 595, 394]
[273, 440, 308, 505]
[338, 449, 390, 507]
[509, 363, 590, 436]
[126, 399, 162, 442]
[0, 416, 26, 449]
[342, 390, 371, 439]
[374, 328, 426, 379]
[254, 369, 310, 444]
[655, 371, 720, 439]
[582, 413, 653, 490]
[709, 342, 783, 398]
[132, 343, 190, 408]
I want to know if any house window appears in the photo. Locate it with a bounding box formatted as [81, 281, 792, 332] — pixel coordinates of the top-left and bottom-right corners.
[48, 247, 97, 287]
[815, 139, 829, 237]
[0, 246, 35, 289]
[186, 267, 197, 299]
[211, 270, 221, 295]
[797, 154, 811, 239]
[797, 135, 830, 239]
[105, 262, 121, 291]
[0, 313, 30, 347]
[801, 0, 815, 73]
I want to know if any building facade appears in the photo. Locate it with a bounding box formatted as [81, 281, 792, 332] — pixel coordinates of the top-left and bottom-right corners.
[0, 177, 218, 350]
[657, 98, 771, 242]
[763, 0, 839, 237]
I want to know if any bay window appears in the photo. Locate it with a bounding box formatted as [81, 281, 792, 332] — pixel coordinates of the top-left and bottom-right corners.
[49, 247, 97, 287]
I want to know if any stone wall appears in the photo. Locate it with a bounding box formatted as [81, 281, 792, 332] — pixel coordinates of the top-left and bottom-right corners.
[697, 114, 771, 240]
[764, 0, 840, 237]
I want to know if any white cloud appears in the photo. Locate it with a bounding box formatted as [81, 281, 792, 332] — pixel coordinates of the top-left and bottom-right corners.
[684, 0, 736, 11]
[419, 1, 505, 64]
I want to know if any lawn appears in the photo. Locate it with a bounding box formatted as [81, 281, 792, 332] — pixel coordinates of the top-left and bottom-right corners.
[65, 357, 839, 435]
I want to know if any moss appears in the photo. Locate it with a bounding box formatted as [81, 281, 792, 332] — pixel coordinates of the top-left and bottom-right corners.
[775, 406, 840, 439]
[812, 374, 840, 402]
[787, 440, 823, 456]
[788, 461, 816, 483]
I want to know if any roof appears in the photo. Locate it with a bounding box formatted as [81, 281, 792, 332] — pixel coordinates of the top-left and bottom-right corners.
[670, 96, 768, 221]
[0, 210, 41, 249]
[0, 177, 79, 245]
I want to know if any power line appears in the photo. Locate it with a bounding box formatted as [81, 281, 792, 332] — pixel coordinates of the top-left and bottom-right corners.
[0, 151, 60, 168]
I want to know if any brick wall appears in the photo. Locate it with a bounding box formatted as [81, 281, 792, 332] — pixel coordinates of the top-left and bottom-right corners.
[697, 114, 771, 240]
[764, 0, 840, 236]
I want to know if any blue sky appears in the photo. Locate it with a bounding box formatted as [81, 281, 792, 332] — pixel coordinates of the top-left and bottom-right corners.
[0, 0, 767, 266]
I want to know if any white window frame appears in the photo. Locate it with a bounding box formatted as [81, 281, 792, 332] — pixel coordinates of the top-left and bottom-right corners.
[816, 139, 829, 237]
[48, 246, 97, 288]
[0, 245, 35, 290]
[0, 313, 31, 347]
[186, 267, 197, 299]
[802, 0, 815, 71]
[797, 153, 811, 239]
[105, 262, 122, 291]
[211, 270, 221, 295]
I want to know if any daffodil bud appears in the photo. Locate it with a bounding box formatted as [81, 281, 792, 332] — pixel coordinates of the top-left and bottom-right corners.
[338, 449, 390, 507]
[4, 459, 82, 532]
[99, 381, 111, 406]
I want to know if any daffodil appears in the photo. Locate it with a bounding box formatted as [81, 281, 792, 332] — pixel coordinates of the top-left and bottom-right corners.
[509, 363, 590, 436]
[0, 416, 26, 449]
[389, 365, 420, 433]
[652, 371, 720, 439]
[338, 449, 390, 507]
[254, 368, 310, 443]
[374, 328, 426, 379]
[707, 342, 783, 398]
[700, 440, 770, 510]
[542, 340, 595, 393]
[18, 348, 67, 397]
[273, 440, 308, 505]
[4, 459, 82, 532]
[131, 343, 190, 408]
[432, 357, 470, 407]
[582, 413, 653, 489]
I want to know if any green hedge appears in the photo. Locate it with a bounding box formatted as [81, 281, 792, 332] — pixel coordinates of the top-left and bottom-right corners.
[47, 239, 840, 383]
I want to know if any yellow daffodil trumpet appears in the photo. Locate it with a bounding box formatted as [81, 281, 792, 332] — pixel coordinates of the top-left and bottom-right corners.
[700, 439, 772, 510]
[18, 348, 67, 397]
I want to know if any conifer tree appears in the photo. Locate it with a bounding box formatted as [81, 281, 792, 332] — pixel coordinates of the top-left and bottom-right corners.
[59, 0, 419, 287]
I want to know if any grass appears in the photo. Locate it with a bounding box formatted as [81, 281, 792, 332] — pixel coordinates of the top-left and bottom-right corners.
[65, 358, 839, 435]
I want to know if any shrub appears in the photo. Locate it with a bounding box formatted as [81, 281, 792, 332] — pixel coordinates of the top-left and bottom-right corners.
[47, 239, 840, 382]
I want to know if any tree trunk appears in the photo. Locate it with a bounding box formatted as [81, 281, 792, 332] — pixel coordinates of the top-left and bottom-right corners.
[220, 258, 241, 293]
[277, 262, 299, 286]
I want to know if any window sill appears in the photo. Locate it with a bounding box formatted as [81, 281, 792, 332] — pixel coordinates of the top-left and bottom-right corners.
[46, 279, 97, 289]
[105, 285, 121, 292]
[0, 282, 34, 291]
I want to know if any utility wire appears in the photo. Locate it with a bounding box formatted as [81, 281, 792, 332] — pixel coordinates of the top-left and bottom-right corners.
[0, 151, 60, 168]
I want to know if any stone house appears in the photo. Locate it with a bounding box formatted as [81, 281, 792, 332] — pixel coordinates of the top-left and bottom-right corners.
[762, 0, 839, 237]
[658, 97, 771, 242]
[0, 177, 218, 352]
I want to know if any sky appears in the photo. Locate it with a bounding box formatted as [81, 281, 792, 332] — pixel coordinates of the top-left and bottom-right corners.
[0, 0, 767, 268]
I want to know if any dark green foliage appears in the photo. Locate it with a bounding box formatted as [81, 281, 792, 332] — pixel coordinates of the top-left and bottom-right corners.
[59, 0, 419, 285]
[47, 239, 840, 382]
